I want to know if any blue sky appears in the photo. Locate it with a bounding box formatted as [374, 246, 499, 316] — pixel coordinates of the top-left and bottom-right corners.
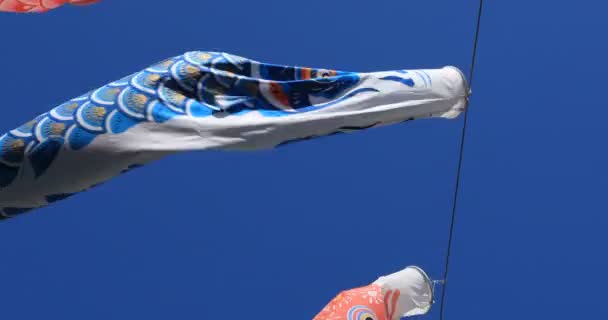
[1, 0, 607, 319]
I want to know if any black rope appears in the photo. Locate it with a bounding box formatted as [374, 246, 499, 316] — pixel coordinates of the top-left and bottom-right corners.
[438, 0, 484, 319]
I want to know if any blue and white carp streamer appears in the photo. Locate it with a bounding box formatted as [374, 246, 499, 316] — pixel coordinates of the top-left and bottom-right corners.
[0, 51, 468, 219]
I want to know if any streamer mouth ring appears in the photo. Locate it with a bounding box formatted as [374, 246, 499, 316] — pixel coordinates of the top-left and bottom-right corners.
[402, 266, 434, 317]
[444, 66, 471, 97]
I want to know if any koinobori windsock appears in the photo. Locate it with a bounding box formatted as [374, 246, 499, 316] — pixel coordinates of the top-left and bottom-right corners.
[0, 0, 98, 13]
[0, 51, 468, 219]
[315, 266, 434, 320]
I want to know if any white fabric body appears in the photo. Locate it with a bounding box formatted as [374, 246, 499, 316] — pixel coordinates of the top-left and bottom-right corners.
[373, 266, 434, 319]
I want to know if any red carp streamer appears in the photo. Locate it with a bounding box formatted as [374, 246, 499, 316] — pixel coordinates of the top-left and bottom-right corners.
[0, 0, 98, 13]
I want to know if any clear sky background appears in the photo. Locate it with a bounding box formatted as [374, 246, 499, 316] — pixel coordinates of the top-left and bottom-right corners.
[1, 0, 606, 319]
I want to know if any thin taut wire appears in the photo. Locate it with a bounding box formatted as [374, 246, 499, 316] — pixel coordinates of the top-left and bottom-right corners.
[438, 0, 484, 319]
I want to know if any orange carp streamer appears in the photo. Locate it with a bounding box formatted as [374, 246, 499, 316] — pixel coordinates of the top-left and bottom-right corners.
[0, 0, 99, 13]
[314, 267, 434, 320]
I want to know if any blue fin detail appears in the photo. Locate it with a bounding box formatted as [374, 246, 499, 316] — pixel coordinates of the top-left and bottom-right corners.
[187, 101, 214, 117]
[28, 138, 64, 178]
[67, 126, 97, 151]
[107, 110, 141, 134]
[380, 76, 415, 87]
[46, 193, 75, 203]
[148, 101, 180, 123]
[0, 163, 19, 188]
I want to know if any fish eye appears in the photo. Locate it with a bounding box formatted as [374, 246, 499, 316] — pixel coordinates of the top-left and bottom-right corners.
[360, 312, 375, 320]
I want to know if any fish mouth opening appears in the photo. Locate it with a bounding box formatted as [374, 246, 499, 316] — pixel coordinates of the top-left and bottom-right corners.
[403, 265, 435, 317]
[443, 66, 470, 97]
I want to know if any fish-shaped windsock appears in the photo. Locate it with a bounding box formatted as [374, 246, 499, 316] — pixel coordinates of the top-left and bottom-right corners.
[0, 0, 98, 13]
[315, 266, 434, 320]
[0, 51, 468, 219]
